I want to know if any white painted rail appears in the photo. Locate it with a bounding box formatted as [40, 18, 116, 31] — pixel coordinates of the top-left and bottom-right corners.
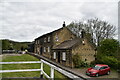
[41, 59, 80, 79]
[0, 61, 41, 64]
[0, 69, 41, 73]
[0, 60, 51, 79]
[0, 59, 84, 80]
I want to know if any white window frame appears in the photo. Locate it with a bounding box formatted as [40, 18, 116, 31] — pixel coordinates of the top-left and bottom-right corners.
[48, 47, 50, 52]
[44, 38, 46, 42]
[53, 52, 56, 59]
[82, 40, 85, 44]
[36, 41, 37, 44]
[62, 52, 66, 61]
[48, 36, 50, 42]
[44, 47, 46, 52]
[38, 40, 39, 44]
[55, 34, 59, 42]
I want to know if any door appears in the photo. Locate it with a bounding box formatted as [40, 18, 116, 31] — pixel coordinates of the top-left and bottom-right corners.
[58, 51, 60, 63]
[99, 67, 105, 75]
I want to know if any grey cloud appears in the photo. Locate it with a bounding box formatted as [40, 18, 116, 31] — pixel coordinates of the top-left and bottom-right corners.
[0, 1, 118, 42]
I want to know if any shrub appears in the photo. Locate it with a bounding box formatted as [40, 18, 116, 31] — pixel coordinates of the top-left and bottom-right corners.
[73, 54, 82, 68]
[117, 61, 120, 70]
[80, 61, 89, 67]
[101, 56, 118, 69]
[73, 54, 89, 68]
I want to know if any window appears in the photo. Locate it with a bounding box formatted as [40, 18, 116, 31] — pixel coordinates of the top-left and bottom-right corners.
[44, 38, 46, 42]
[36, 41, 37, 44]
[44, 47, 46, 52]
[38, 40, 39, 44]
[85, 59, 87, 61]
[53, 52, 56, 59]
[82, 40, 85, 45]
[48, 47, 50, 52]
[55, 34, 59, 41]
[48, 37, 50, 42]
[62, 52, 66, 61]
[100, 67, 104, 70]
[100, 66, 108, 70]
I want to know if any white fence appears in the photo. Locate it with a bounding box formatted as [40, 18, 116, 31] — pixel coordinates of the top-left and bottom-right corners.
[0, 59, 83, 80]
[0, 60, 53, 79]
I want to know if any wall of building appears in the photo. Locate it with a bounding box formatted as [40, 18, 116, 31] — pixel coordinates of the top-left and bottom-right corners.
[52, 27, 76, 47]
[72, 38, 95, 64]
[52, 49, 72, 67]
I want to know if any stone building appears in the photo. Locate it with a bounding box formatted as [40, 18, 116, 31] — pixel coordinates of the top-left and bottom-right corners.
[34, 22, 96, 68]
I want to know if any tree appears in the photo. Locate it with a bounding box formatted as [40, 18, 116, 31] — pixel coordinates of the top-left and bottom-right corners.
[2, 40, 10, 50]
[97, 39, 119, 60]
[67, 18, 116, 46]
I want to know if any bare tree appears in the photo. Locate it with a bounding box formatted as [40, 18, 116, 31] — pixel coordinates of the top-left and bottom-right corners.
[67, 18, 116, 46]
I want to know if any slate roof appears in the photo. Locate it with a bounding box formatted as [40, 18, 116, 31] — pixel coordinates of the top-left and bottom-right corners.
[35, 27, 77, 40]
[53, 38, 81, 49]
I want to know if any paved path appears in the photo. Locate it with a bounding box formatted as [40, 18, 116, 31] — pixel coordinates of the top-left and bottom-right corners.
[72, 68, 119, 78]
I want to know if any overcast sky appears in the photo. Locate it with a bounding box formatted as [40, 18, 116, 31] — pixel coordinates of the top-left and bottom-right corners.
[0, 0, 119, 42]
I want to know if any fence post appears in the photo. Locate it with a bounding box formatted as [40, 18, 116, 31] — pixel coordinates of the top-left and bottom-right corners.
[50, 67, 54, 80]
[40, 59, 43, 78]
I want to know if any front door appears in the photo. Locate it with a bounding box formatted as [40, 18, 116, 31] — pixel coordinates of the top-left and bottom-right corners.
[58, 51, 60, 63]
[40, 47, 43, 55]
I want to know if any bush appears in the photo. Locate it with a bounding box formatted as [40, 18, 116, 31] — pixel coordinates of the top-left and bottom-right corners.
[73, 54, 82, 68]
[101, 56, 118, 69]
[80, 61, 89, 67]
[73, 54, 89, 68]
[117, 61, 120, 70]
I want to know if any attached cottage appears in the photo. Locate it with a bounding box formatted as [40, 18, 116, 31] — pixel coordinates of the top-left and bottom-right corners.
[34, 22, 96, 68]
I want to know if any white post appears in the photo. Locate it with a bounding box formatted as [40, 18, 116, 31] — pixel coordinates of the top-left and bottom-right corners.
[50, 67, 54, 80]
[40, 59, 43, 78]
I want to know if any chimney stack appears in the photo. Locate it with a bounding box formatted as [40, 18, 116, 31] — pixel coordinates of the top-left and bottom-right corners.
[81, 29, 85, 38]
[63, 21, 66, 27]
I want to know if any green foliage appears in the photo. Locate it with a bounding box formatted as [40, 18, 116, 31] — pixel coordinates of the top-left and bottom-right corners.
[95, 39, 119, 69]
[1, 39, 30, 51]
[72, 54, 86, 68]
[100, 56, 118, 69]
[97, 39, 119, 57]
[117, 61, 120, 70]
[2, 40, 10, 50]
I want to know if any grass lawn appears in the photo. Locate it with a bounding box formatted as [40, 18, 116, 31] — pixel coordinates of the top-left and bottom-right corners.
[1, 54, 69, 80]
